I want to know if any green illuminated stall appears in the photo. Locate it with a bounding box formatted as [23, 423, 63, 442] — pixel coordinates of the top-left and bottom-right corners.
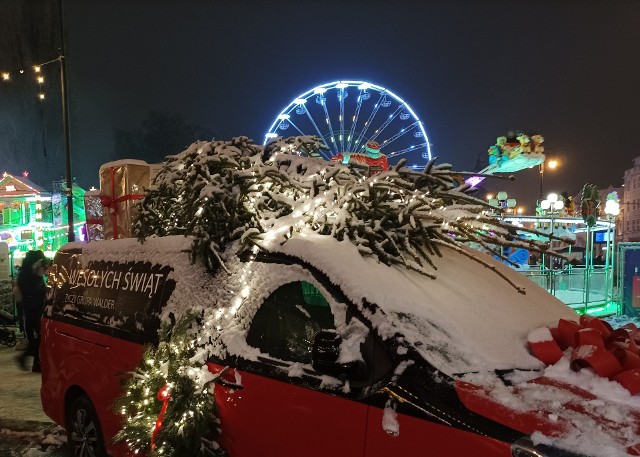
[0, 172, 86, 260]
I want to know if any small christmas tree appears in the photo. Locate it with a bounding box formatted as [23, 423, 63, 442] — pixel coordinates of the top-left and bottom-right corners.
[114, 314, 225, 456]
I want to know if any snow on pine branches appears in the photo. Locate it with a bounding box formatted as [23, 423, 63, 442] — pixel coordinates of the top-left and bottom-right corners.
[134, 135, 564, 291]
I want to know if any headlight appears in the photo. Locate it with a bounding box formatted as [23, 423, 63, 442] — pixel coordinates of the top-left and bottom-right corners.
[511, 440, 544, 457]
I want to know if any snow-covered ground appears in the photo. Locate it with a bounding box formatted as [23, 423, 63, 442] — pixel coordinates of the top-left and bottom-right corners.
[0, 341, 66, 456]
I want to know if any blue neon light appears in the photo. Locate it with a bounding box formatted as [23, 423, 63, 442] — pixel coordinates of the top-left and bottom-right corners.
[264, 80, 433, 161]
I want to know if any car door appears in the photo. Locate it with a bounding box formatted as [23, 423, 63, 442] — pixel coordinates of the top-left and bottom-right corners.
[210, 276, 369, 457]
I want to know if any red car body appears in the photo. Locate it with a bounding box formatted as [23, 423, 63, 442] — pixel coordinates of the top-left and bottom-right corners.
[40, 237, 632, 457]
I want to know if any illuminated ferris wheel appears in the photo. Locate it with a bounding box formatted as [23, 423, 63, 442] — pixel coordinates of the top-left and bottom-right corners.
[264, 81, 432, 167]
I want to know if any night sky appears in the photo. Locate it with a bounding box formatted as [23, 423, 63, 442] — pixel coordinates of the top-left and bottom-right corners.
[3, 1, 640, 211]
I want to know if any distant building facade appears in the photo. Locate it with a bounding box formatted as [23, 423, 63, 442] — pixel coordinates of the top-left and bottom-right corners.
[622, 157, 640, 242]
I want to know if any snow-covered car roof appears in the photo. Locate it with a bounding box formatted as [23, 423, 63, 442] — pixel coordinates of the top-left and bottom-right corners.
[266, 230, 578, 375]
[66, 230, 577, 376]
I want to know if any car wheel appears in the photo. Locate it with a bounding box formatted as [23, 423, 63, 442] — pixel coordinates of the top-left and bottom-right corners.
[6, 331, 16, 347]
[66, 395, 107, 457]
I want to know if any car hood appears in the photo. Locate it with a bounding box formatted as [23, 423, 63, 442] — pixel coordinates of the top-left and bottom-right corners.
[455, 373, 640, 456]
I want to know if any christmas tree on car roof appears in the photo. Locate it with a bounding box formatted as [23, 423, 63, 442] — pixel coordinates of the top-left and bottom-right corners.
[134, 135, 566, 289]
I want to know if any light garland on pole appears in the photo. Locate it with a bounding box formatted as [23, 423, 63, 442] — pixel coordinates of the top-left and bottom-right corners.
[0, 57, 58, 101]
[2, 49, 76, 242]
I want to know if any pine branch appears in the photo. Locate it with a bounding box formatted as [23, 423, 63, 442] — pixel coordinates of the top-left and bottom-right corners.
[134, 136, 571, 284]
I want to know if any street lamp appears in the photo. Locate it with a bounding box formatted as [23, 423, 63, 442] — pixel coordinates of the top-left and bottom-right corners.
[540, 192, 564, 214]
[539, 158, 559, 200]
[540, 193, 564, 237]
[539, 193, 564, 271]
[604, 196, 620, 306]
[489, 191, 517, 213]
[59, 0, 74, 242]
[488, 191, 517, 260]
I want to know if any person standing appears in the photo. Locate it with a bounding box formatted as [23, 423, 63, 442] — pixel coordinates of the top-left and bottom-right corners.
[15, 250, 48, 372]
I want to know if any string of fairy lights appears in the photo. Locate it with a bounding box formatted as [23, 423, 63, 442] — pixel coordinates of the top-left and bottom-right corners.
[1, 56, 60, 101]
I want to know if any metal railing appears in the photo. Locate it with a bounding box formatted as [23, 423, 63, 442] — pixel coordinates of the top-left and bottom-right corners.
[522, 266, 612, 314]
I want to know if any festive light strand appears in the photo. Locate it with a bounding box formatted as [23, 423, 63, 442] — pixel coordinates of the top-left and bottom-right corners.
[0, 56, 60, 101]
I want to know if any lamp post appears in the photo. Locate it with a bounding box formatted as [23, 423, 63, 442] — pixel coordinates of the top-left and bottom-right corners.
[488, 191, 517, 260]
[539, 159, 559, 201]
[59, 0, 74, 242]
[540, 192, 565, 229]
[488, 191, 517, 213]
[604, 197, 620, 307]
[539, 193, 564, 275]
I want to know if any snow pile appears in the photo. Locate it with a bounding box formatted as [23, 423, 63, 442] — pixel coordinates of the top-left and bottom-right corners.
[462, 353, 640, 456]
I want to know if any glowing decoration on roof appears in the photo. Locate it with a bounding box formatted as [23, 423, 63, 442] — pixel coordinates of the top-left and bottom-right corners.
[265, 80, 432, 168]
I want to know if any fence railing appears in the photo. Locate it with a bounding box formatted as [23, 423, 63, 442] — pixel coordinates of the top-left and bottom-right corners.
[521, 266, 612, 313]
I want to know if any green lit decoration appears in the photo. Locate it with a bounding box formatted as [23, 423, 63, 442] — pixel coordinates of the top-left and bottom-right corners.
[0, 172, 86, 256]
[580, 183, 600, 228]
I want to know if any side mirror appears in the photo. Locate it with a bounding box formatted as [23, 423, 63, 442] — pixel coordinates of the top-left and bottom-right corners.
[312, 330, 367, 381]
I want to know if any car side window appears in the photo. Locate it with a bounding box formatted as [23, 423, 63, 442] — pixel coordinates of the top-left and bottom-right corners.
[246, 281, 335, 364]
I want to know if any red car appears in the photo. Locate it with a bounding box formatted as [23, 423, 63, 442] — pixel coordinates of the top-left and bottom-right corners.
[41, 235, 640, 457]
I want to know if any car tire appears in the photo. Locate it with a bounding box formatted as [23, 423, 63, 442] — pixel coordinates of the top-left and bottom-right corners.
[66, 395, 107, 457]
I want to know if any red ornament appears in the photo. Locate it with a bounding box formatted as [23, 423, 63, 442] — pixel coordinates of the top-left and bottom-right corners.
[151, 384, 172, 450]
[529, 316, 640, 395]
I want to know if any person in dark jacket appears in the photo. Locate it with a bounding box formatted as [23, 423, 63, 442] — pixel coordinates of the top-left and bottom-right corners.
[15, 250, 48, 372]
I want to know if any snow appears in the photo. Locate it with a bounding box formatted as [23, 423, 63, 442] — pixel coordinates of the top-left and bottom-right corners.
[528, 327, 554, 343]
[99, 159, 150, 170]
[382, 401, 400, 436]
[55, 230, 640, 455]
[267, 228, 577, 375]
[55, 135, 640, 457]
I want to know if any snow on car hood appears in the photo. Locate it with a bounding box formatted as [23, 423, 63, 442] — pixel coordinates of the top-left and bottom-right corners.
[269, 230, 578, 375]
